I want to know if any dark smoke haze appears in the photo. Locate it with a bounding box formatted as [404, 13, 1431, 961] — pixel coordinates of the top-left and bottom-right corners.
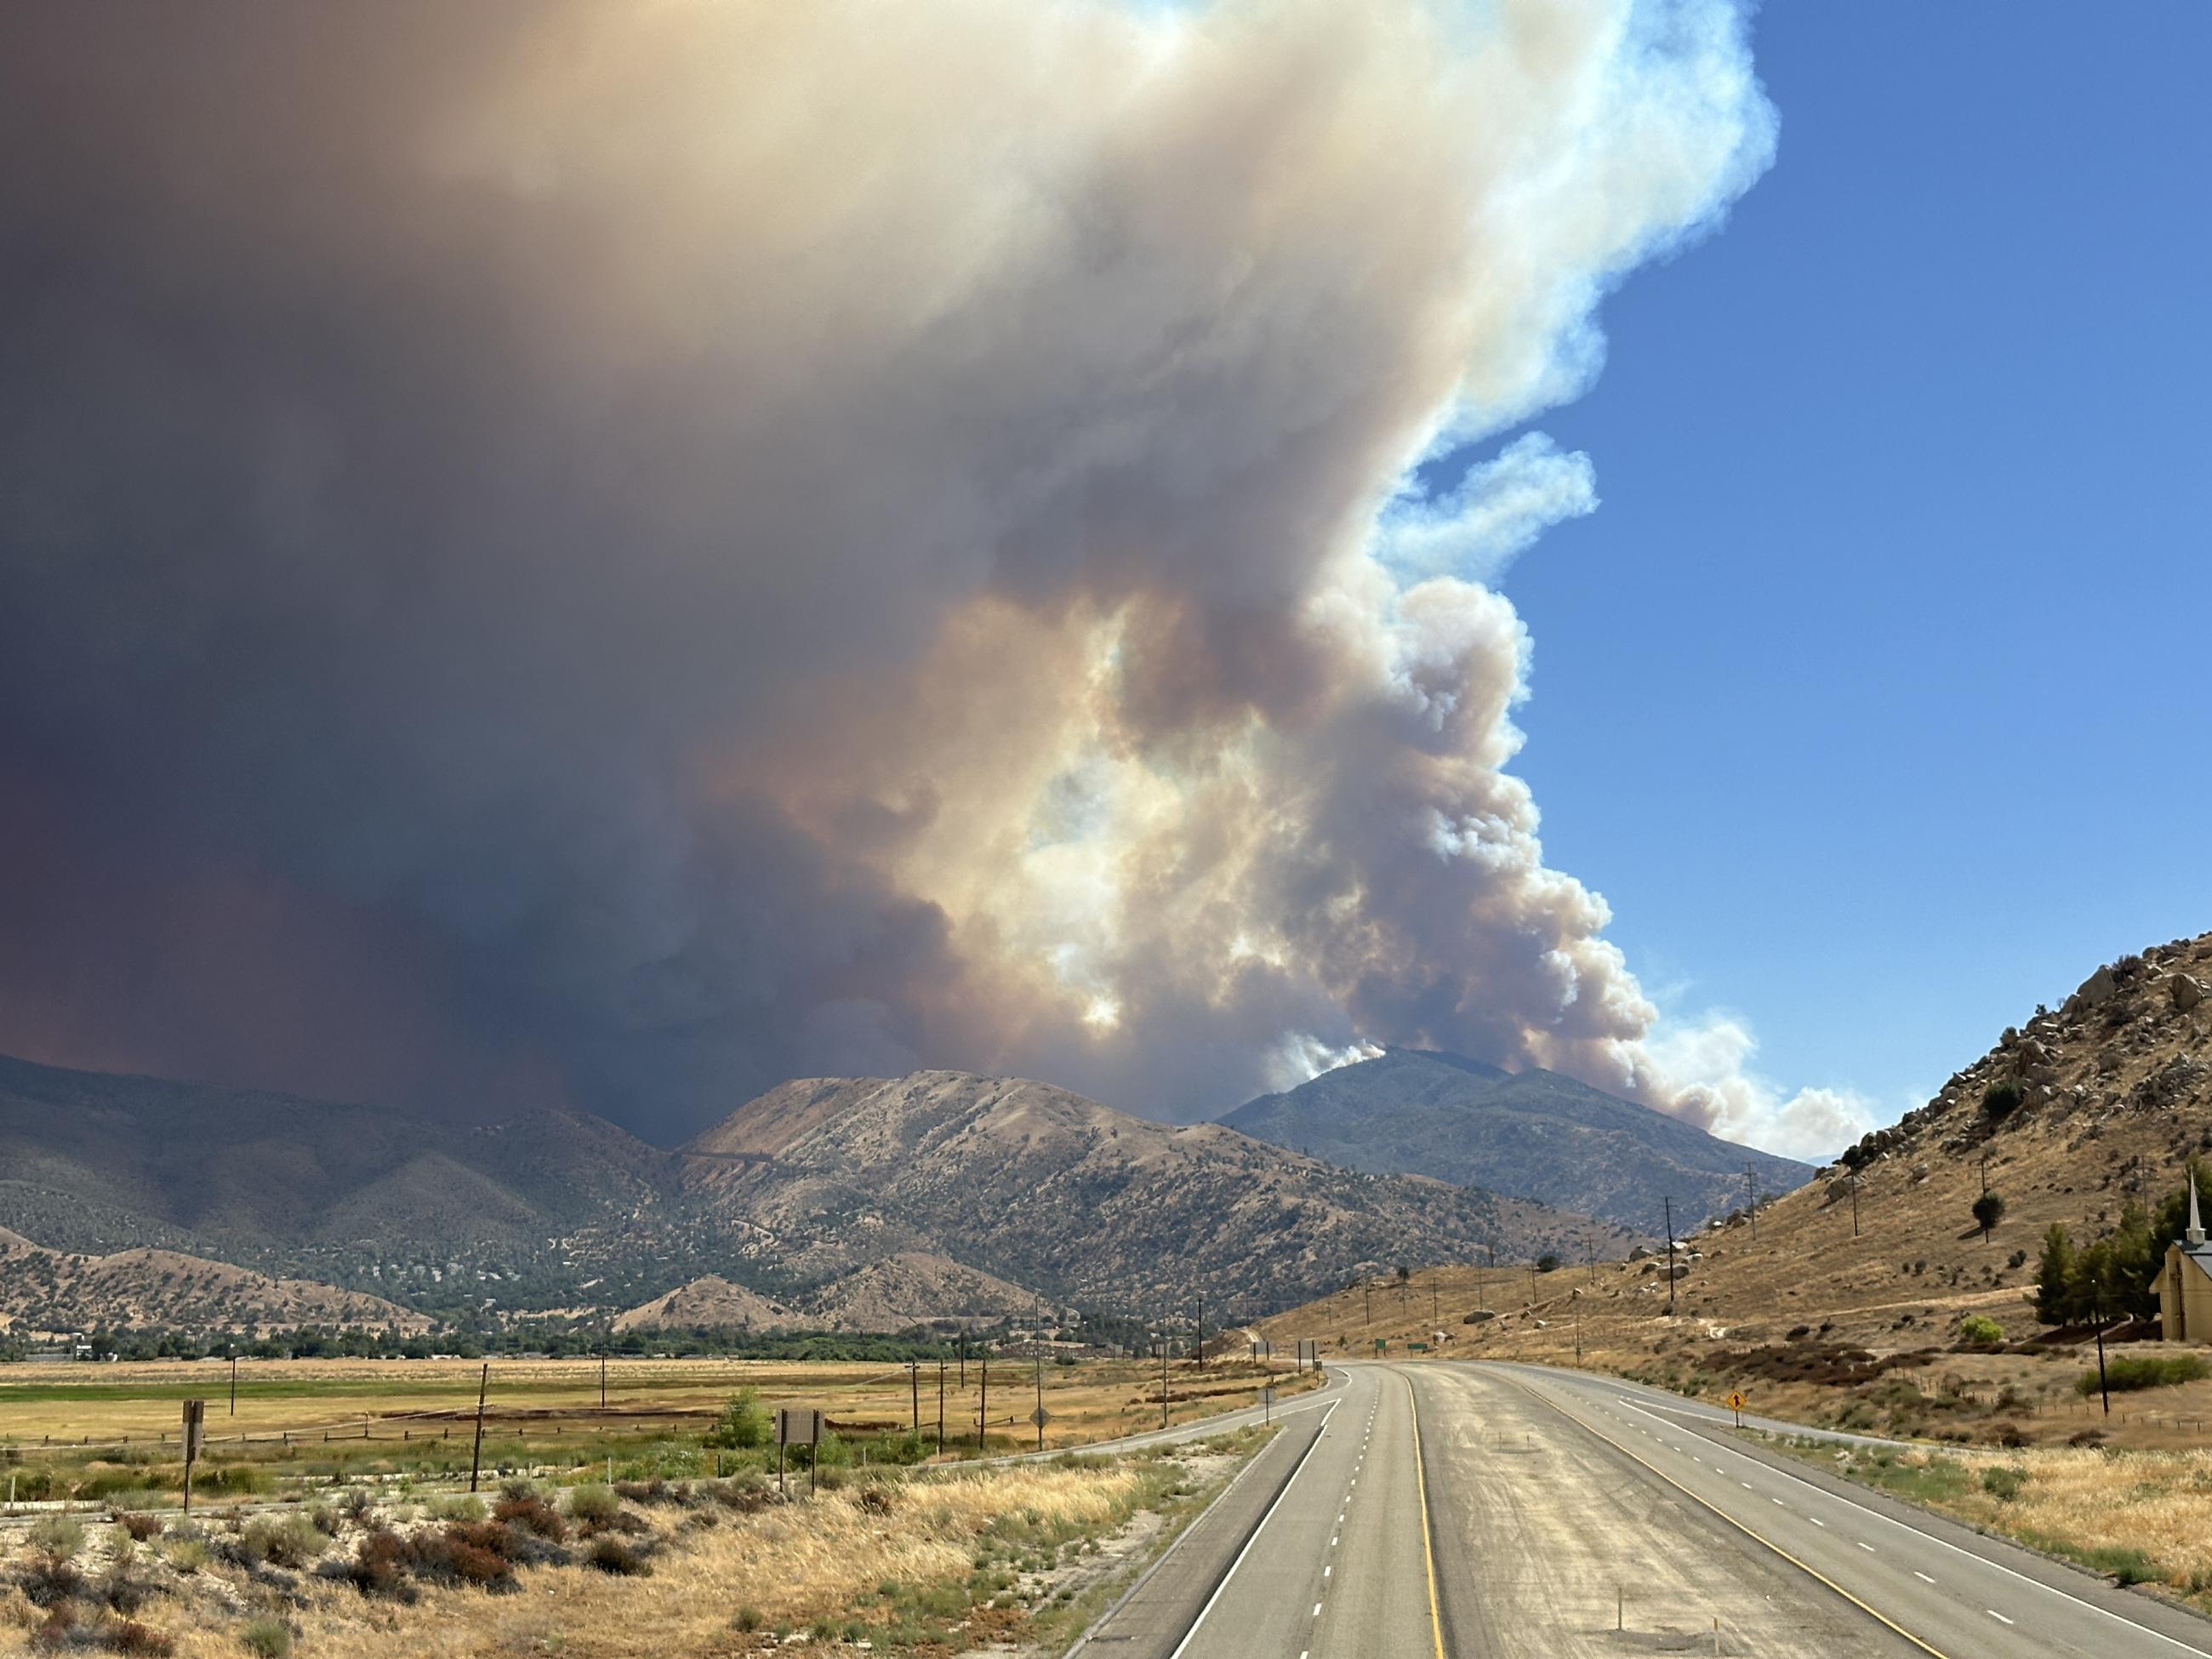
[0, 2, 1862, 1155]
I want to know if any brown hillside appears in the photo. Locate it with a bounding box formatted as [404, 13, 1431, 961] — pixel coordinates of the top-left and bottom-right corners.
[1262, 932, 2212, 1450]
[0, 1229, 430, 1337]
[809, 1251, 1037, 1333]
[680, 1070, 1631, 1308]
[612, 1274, 793, 1333]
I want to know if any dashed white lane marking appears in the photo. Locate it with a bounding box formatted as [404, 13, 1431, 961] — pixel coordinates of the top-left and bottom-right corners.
[1740, 1482, 1753, 1491]
[1312, 1603, 1323, 1618]
[1914, 1572, 1936, 1584]
[1988, 1611, 2014, 1626]
[1858, 1542, 1876, 1554]
[1809, 1518, 1825, 1528]
[1325, 1565, 1332, 1578]
[1331, 1536, 1338, 1547]
[1770, 1498, 1785, 1507]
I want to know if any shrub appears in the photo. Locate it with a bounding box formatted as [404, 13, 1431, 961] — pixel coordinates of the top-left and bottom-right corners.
[18, 1553, 83, 1608]
[493, 1493, 568, 1542]
[116, 1514, 163, 1544]
[29, 1515, 87, 1559]
[160, 1536, 210, 1576]
[587, 1537, 650, 1576]
[239, 1616, 294, 1659]
[242, 1514, 328, 1570]
[567, 1484, 622, 1525]
[1982, 1079, 2024, 1119]
[1980, 1465, 2029, 1501]
[2077, 1354, 2211, 1396]
[1971, 1193, 2006, 1238]
[430, 1494, 486, 1523]
[1957, 1315, 2004, 1348]
[704, 1388, 769, 1450]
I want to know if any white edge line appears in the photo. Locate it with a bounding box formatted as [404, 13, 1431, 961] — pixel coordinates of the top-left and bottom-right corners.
[1166, 1397, 1342, 1659]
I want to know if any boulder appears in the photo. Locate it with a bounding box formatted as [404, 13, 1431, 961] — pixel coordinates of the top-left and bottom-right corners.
[2175, 975, 2204, 1013]
[2080, 966, 2118, 1006]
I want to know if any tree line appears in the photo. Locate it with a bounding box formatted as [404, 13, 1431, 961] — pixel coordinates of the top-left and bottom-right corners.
[2032, 1162, 2203, 1325]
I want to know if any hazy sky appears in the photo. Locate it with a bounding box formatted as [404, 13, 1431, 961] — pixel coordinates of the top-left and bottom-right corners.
[2, 2, 2196, 1160]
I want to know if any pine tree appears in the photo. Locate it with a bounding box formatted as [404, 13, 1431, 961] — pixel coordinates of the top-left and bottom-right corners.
[2033, 1223, 2074, 1324]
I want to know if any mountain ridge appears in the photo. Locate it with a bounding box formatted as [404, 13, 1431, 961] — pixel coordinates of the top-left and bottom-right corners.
[1219, 1048, 1814, 1234]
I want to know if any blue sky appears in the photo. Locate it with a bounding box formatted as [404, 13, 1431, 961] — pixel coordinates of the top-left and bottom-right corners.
[1468, 4, 2211, 1124]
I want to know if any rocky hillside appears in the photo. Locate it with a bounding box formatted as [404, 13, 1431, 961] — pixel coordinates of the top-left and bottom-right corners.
[1220, 1048, 1812, 1234]
[611, 1274, 792, 1334]
[1320, 932, 2212, 1382]
[0, 1052, 685, 1314]
[0, 1226, 430, 1337]
[678, 1070, 1631, 1309]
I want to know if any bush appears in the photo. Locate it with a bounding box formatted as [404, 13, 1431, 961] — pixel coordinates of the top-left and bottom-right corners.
[704, 1388, 769, 1450]
[567, 1484, 622, 1525]
[29, 1516, 87, 1559]
[239, 1616, 294, 1659]
[1982, 1079, 2024, 1119]
[242, 1514, 328, 1570]
[160, 1536, 210, 1576]
[2076, 1354, 2211, 1396]
[117, 1514, 163, 1544]
[493, 1493, 568, 1542]
[1957, 1315, 2004, 1348]
[1971, 1193, 2006, 1237]
[588, 1537, 651, 1576]
[1980, 1465, 2029, 1502]
[430, 1493, 486, 1522]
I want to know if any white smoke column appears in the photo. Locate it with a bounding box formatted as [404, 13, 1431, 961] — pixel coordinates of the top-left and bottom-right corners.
[0, 0, 1859, 1155]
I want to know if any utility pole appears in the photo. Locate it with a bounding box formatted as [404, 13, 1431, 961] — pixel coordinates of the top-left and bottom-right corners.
[1665, 1196, 1677, 1316]
[979, 1353, 989, 1451]
[1160, 1328, 1169, 1429]
[1745, 1165, 1758, 1241]
[909, 1360, 920, 1438]
[2094, 1297, 2111, 1417]
[1981, 1150, 1990, 1197]
[1195, 1292, 1204, 1367]
[468, 1362, 489, 1494]
[229, 1349, 237, 1417]
[959, 1334, 966, 1389]
[1430, 1274, 1439, 1325]
[937, 1361, 945, 1457]
[1850, 1171, 1861, 1238]
[599, 1350, 607, 1412]
[1364, 1280, 1371, 1326]
[1035, 1357, 1045, 1453]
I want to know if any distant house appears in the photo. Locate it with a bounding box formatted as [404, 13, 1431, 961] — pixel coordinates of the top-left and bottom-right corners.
[2155, 1178, 2212, 1343]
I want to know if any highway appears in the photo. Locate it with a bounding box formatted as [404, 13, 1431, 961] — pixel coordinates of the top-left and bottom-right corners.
[1075, 1360, 2212, 1659]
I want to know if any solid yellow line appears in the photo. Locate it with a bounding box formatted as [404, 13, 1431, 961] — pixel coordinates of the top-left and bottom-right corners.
[1508, 1375, 1949, 1659]
[1402, 1371, 1447, 1659]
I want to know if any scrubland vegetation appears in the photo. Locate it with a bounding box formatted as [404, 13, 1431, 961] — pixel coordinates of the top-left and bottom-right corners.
[0, 1397, 1268, 1656]
[1779, 1434, 2212, 1610]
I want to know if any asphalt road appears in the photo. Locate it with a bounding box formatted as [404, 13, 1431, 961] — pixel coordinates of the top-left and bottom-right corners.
[1078, 1360, 2212, 1658]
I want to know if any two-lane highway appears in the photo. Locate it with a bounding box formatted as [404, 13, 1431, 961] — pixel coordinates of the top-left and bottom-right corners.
[1080, 1360, 2212, 1657]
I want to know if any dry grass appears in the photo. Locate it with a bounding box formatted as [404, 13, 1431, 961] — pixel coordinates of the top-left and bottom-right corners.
[1779, 1435, 2212, 1603]
[0, 1434, 1260, 1658]
[1, 1354, 1308, 1453]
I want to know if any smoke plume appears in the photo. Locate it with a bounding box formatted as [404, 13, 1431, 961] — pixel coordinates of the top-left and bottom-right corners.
[0, 0, 1860, 1156]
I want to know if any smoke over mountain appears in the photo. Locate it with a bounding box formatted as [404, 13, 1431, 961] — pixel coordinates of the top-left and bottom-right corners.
[0, 1, 1861, 1155]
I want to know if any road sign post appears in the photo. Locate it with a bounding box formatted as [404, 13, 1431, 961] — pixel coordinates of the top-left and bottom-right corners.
[1725, 1389, 1747, 1428]
[777, 1406, 824, 1497]
[180, 1400, 205, 1515]
[1260, 1385, 1275, 1426]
